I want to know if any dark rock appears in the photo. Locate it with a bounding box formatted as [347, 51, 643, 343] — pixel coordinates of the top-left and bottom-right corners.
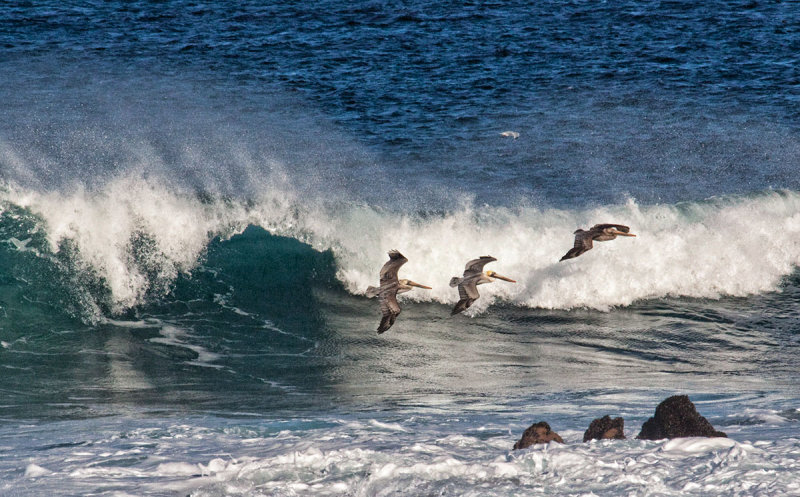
[583, 415, 626, 442]
[636, 395, 727, 440]
[513, 421, 564, 450]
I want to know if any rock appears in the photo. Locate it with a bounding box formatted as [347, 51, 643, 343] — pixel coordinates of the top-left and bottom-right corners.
[636, 395, 727, 440]
[583, 415, 626, 442]
[513, 421, 564, 450]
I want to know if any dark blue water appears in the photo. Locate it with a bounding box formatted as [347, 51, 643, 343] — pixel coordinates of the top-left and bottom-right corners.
[4, 1, 800, 206]
[1, 2, 800, 495]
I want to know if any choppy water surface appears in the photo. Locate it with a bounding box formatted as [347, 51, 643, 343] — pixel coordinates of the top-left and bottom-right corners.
[1, 1, 800, 495]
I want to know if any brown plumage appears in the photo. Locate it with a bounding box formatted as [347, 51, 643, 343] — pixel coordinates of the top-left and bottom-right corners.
[559, 224, 636, 261]
[449, 256, 516, 315]
[366, 250, 431, 333]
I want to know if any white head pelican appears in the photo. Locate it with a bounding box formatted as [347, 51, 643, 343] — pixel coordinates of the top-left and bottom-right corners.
[559, 224, 636, 261]
[449, 256, 516, 315]
[365, 250, 432, 334]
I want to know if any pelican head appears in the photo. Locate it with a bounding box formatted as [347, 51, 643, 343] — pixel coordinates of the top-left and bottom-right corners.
[486, 270, 516, 283]
[399, 279, 432, 289]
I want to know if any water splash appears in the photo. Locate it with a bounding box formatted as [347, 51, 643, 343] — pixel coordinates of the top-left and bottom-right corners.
[4, 177, 800, 316]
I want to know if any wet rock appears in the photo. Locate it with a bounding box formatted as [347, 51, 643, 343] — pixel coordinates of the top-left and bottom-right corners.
[583, 415, 626, 442]
[636, 395, 727, 440]
[513, 421, 564, 450]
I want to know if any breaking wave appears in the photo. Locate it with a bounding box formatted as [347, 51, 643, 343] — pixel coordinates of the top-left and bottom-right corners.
[3, 176, 800, 320]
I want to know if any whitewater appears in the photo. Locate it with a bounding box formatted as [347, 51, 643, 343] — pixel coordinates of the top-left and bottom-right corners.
[4, 174, 799, 495]
[4, 177, 800, 316]
[3, 1, 800, 496]
[3, 412, 799, 497]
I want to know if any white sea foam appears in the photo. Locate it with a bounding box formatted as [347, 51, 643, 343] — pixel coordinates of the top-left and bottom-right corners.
[149, 324, 223, 368]
[367, 419, 410, 432]
[660, 436, 739, 453]
[2, 414, 798, 497]
[24, 463, 51, 478]
[7, 237, 32, 251]
[320, 190, 800, 311]
[3, 176, 249, 313]
[156, 461, 201, 476]
[140, 430, 800, 497]
[4, 176, 800, 313]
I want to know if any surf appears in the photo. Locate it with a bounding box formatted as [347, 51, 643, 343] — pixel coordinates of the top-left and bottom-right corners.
[3, 176, 800, 321]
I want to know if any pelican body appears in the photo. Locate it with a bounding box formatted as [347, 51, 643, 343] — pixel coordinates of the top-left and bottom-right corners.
[449, 256, 516, 315]
[559, 224, 636, 261]
[366, 250, 431, 333]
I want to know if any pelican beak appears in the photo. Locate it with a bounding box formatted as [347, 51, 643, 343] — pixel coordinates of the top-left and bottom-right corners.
[611, 230, 636, 237]
[492, 273, 516, 283]
[408, 281, 432, 290]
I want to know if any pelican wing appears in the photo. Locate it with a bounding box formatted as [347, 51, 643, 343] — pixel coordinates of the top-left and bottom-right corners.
[380, 291, 402, 316]
[379, 250, 408, 285]
[463, 256, 497, 277]
[459, 279, 480, 300]
[560, 231, 593, 261]
[377, 290, 402, 333]
[378, 314, 397, 333]
[451, 279, 479, 315]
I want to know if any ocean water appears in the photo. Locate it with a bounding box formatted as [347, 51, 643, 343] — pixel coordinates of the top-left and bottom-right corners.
[2, 1, 800, 495]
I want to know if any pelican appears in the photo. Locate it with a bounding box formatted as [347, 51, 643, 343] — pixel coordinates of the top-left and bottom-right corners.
[559, 224, 636, 261]
[449, 256, 516, 315]
[500, 130, 520, 139]
[366, 250, 432, 334]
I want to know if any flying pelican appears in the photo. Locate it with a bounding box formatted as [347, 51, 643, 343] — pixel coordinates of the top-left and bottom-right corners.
[366, 250, 432, 334]
[449, 256, 516, 315]
[559, 224, 636, 261]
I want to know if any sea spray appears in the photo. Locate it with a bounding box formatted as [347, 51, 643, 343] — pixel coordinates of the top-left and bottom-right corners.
[4, 177, 800, 317]
[2, 177, 249, 315]
[326, 191, 800, 311]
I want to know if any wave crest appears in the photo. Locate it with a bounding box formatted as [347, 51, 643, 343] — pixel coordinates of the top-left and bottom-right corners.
[3, 177, 800, 317]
